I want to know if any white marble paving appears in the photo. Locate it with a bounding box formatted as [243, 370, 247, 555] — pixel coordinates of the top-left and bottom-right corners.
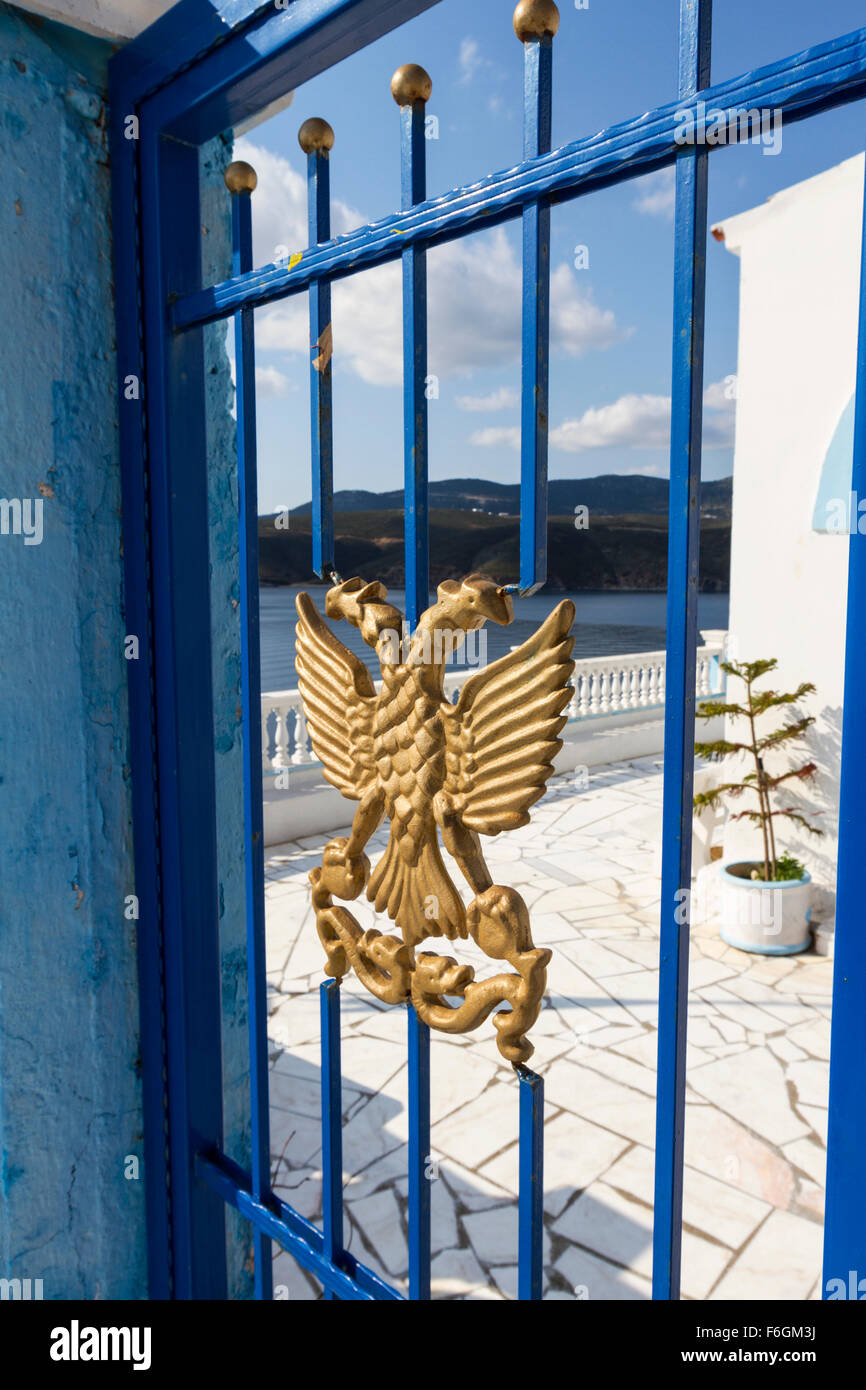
[264, 758, 831, 1301]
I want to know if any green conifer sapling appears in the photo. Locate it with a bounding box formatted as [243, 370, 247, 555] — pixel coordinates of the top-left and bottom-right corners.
[694, 658, 822, 882]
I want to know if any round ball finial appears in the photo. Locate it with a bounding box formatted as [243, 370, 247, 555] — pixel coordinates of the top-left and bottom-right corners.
[513, 0, 560, 42]
[224, 159, 257, 194]
[390, 63, 433, 106]
[298, 117, 335, 154]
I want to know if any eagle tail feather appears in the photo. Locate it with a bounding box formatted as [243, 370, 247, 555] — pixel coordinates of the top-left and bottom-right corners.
[368, 829, 466, 945]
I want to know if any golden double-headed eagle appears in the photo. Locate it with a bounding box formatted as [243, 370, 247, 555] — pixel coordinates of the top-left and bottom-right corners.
[295, 573, 575, 1062]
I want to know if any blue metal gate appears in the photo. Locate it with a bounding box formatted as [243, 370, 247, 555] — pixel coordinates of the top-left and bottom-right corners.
[110, 0, 866, 1300]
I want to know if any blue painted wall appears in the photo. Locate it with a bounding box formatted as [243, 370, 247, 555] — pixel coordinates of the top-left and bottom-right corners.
[0, 3, 145, 1299]
[0, 5, 249, 1298]
[812, 394, 855, 532]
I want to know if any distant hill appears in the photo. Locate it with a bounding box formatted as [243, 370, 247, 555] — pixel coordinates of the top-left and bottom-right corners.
[287, 474, 733, 520]
[259, 504, 731, 593]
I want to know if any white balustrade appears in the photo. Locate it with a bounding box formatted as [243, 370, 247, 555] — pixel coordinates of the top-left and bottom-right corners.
[261, 637, 727, 778]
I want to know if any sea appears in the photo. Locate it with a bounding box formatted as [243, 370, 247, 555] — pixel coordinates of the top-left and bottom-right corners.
[260, 586, 729, 690]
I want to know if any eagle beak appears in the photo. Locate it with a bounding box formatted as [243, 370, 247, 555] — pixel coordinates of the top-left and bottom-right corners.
[485, 586, 514, 625]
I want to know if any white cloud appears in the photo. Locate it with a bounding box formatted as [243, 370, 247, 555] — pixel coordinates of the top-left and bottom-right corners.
[255, 365, 294, 398]
[458, 37, 484, 84]
[469, 425, 521, 449]
[468, 380, 735, 453]
[702, 377, 736, 410]
[632, 166, 676, 219]
[237, 138, 625, 389]
[550, 393, 672, 451]
[227, 345, 294, 399]
[457, 387, 519, 412]
[548, 263, 625, 359]
[546, 380, 735, 453]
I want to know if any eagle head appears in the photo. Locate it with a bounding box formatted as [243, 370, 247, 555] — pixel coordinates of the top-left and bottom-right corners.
[435, 573, 514, 629]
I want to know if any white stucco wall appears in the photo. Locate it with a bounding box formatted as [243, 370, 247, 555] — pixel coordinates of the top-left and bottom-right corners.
[714, 153, 863, 901]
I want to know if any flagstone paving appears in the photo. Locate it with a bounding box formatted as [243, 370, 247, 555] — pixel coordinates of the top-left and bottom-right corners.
[265, 757, 831, 1301]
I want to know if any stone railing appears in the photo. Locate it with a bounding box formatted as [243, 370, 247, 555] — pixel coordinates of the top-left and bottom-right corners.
[261, 633, 726, 777]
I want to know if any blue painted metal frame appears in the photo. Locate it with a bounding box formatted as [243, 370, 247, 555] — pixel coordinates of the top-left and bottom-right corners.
[652, 0, 712, 1303]
[397, 89, 434, 1296]
[109, 74, 173, 1300]
[518, 35, 553, 596]
[172, 27, 866, 330]
[517, 1067, 544, 1301]
[111, 0, 443, 1303]
[320, 980, 345, 1299]
[407, 1005, 431, 1300]
[112, 0, 443, 140]
[400, 95, 430, 630]
[306, 141, 336, 579]
[137, 126, 229, 1300]
[196, 1150, 403, 1300]
[823, 145, 866, 1292]
[112, 0, 866, 1303]
[230, 177, 274, 1302]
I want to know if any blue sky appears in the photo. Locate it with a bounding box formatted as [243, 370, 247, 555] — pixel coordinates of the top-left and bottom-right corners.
[233, 0, 866, 514]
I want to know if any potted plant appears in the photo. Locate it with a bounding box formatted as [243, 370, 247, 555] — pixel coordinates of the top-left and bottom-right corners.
[694, 658, 823, 954]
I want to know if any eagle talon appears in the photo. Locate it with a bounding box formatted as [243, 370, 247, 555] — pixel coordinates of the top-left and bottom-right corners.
[467, 885, 533, 961]
[320, 838, 370, 901]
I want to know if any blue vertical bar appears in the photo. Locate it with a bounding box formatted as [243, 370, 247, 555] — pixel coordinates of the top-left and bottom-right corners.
[396, 73, 433, 1301]
[823, 150, 866, 1294]
[399, 95, 429, 630]
[407, 1003, 431, 1300]
[519, 32, 553, 595]
[229, 166, 273, 1302]
[652, 0, 712, 1302]
[303, 125, 335, 578]
[138, 128, 228, 1299]
[108, 81, 173, 1298]
[517, 1066, 544, 1301]
[321, 978, 344, 1299]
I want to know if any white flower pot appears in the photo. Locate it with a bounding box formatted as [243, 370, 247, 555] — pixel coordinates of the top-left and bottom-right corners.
[718, 861, 812, 955]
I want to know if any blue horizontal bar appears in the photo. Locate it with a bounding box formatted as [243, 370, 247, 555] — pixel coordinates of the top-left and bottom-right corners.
[110, 0, 272, 102]
[195, 1151, 405, 1301]
[173, 25, 866, 330]
[135, 0, 442, 145]
[112, 0, 439, 111]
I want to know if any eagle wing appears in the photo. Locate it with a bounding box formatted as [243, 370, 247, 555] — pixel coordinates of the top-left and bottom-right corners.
[295, 592, 378, 799]
[441, 600, 575, 834]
